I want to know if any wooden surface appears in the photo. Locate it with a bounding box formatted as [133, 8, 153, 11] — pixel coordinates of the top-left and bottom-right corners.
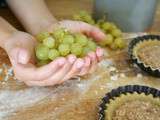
[0, 1, 160, 120]
[1, 39, 160, 120]
[0, 0, 160, 32]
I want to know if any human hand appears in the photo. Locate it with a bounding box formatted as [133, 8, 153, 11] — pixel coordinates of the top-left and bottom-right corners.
[57, 20, 106, 75]
[4, 20, 106, 87]
[4, 31, 86, 86]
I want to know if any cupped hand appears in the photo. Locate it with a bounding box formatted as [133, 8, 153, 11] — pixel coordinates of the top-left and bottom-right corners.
[5, 20, 105, 87]
[59, 20, 105, 75]
[4, 31, 84, 86]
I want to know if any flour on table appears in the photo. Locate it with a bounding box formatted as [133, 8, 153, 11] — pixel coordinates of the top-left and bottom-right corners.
[0, 87, 53, 119]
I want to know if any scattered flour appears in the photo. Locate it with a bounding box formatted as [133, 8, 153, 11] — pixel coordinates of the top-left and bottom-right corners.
[0, 59, 114, 119]
[110, 74, 119, 81]
[0, 87, 53, 119]
[98, 59, 113, 68]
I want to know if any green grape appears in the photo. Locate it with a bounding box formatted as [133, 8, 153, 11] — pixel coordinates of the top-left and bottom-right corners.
[73, 11, 95, 25]
[52, 28, 66, 42]
[36, 32, 50, 42]
[73, 14, 81, 21]
[71, 43, 83, 56]
[110, 23, 117, 29]
[43, 37, 55, 48]
[78, 11, 90, 19]
[101, 22, 112, 31]
[62, 34, 75, 44]
[58, 43, 70, 56]
[96, 19, 105, 28]
[99, 34, 113, 46]
[95, 24, 100, 28]
[35, 44, 49, 60]
[48, 49, 60, 60]
[110, 42, 118, 50]
[114, 38, 126, 49]
[83, 15, 95, 25]
[75, 34, 88, 46]
[87, 40, 97, 51]
[111, 29, 122, 37]
[37, 60, 50, 66]
[81, 47, 91, 57]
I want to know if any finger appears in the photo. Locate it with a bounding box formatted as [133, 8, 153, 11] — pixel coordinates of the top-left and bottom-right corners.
[78, 56, 91, 76]
[25, 60, 74, 86]
[83, 24, 106, 41]
[61, 58, 84, 83]
[41, 56, 76, 85]
[67, 54, 77, 64]
[12, 57, 66, 81]
[87, 52, 98, 73]
[96, 47, 104, 62]
[35, 57, 67, 80]
[59, 20, 106, 41]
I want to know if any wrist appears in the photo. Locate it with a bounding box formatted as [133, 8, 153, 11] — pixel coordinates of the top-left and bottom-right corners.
[3, 31, 37, 56]
[1, 30, 20, 51]
[40, 19, 59, 33]
[0, 17, 18, 49]
[35, 20, 71, 35]
[0, 29, 18, 49]
[46, 21, 62, 32]
[31, 18, 59, 35]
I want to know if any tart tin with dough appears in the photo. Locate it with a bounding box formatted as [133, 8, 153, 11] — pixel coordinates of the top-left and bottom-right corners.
[98, 85, 160, 120]
[128, 35, 160, 77]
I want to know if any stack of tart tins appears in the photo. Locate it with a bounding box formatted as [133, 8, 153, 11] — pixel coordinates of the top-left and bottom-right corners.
[98, 85, 160, 120]
[128, 35, 160, 77]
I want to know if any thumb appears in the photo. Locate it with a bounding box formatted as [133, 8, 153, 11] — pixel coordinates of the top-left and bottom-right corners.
[9, 47, 31, 65]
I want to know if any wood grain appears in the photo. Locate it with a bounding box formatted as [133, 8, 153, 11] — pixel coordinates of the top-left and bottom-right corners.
[0, 0, 159, 32]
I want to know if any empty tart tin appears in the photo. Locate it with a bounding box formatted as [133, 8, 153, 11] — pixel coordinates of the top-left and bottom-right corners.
[128, 35, 160, 77]
[98, 85, 160, 120]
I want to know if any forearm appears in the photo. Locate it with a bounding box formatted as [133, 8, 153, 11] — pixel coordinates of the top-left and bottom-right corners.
[0, 17, 17, 49]
[6, 0, 58, 35]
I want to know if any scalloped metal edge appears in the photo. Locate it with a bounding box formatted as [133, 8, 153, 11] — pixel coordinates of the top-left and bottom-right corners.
[128, 35, 160, 77]
[98, 85, 160, 120]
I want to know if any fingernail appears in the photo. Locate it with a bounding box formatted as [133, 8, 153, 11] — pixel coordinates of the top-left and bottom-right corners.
[68, 55, 76, 64]
[18, 50, 28, 64]
[97, 48, 103, 57]
[76, 59, 84, 68]
[88, 52, 95, 59]
[85, 57, 90, 66]
[58, 58, 66, 66]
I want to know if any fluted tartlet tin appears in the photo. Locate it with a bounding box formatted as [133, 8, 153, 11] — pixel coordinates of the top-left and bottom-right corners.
[98, 85, 160, 120]
[128, 35, 160, 77]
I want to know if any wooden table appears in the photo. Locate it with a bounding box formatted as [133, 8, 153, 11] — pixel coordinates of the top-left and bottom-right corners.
[0, 1, 160, 120]
[0, 0, 160, 31]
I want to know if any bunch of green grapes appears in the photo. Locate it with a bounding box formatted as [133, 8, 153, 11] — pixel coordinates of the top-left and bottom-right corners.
[35, 28, 97, 66]
[73, 11, 95, 25]
[73, 11, 126, 49]
[96, 20, 126, 49]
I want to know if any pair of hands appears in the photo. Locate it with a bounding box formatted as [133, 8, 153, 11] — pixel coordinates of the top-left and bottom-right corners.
[5, 20, 105, 86]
